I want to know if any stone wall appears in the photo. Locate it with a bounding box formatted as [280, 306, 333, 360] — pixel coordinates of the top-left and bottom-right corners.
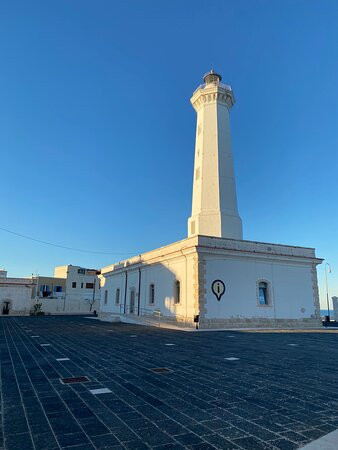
[199, 317, 321, 329]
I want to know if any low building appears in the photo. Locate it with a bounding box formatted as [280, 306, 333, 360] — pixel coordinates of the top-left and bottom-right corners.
[0, 265, 101, 316]
[99, 236, 322, 329]
[0, 270, 35, 315]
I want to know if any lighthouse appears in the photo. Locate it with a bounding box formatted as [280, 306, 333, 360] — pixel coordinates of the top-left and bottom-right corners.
[100, 70, 322, 331]
[188, 70, 243, 240]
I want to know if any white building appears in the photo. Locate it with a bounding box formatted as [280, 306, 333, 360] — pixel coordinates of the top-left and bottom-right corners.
[28, 266, 101, 314]
[0, 270, 35, 315]
[53, 265, 101, 313]
[0, 265, 101, 316]
[99, 71, 322, 329]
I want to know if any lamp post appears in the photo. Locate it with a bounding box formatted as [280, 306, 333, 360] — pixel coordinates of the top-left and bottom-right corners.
[325, 263, 332, 320]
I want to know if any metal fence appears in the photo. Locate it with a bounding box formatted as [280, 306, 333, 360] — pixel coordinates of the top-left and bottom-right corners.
[119, 304, 194, 329]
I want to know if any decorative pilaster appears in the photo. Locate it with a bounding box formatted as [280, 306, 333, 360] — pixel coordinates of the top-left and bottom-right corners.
[193, 253, 206, 324]
[311, 263, 321, 321]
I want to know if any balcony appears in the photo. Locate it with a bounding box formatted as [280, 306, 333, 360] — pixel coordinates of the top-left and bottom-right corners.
[38, 292, 65, 299]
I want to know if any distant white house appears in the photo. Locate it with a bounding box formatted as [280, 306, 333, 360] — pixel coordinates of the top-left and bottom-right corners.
[54, 265, 100, 311]
[32, 265, 101, 314]
[0, 265, 101, 316]
[0, 269, 35, 315]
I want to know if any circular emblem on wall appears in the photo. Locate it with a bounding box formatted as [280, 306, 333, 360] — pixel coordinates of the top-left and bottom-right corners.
[212, 280, 225, 301]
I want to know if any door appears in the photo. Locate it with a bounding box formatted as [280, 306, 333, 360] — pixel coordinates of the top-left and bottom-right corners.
[130, 289, 135, 314]
[2, 301, 10, 315]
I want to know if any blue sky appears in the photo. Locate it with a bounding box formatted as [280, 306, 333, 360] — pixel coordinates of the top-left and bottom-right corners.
[1, 0, 337, 307]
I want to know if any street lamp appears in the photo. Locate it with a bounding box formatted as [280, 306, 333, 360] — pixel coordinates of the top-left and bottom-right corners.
[325, 263, 332, 320]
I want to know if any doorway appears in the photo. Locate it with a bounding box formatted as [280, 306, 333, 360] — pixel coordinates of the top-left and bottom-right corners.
[130, 289, 135, 314]
[2, 301, 10, 315]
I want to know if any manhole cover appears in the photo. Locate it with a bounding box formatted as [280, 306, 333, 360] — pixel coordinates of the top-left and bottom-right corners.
[150, 367, 172, 374]
[60, 376, 90, 384]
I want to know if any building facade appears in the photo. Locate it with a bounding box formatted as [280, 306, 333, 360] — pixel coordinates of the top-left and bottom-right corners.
[100, 236, 321, 328]
[0, 270, 35, 315]
[31, 266, 101, 314]
[0, 266, 101, 316]
[53, 265, 101, 312]
[99, 71, 322, 329]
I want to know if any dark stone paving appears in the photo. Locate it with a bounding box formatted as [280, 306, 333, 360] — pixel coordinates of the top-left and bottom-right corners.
[1, 317, 338, 450]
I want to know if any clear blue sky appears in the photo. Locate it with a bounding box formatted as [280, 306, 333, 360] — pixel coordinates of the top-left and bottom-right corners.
[1, 0, 337, 307]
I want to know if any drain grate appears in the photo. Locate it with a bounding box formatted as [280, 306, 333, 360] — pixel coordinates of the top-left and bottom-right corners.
[150, 367, 172, 374]
[60, 376, 90, 384]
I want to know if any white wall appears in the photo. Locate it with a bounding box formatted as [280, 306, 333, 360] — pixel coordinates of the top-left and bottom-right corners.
[100, 255, 196, 319]
[99, 235, 320, 327]
[61, 266, 100, 309]
[204, 256, 316, 320]
[35, 297, 99, 314]
[0, 284, 33, 315]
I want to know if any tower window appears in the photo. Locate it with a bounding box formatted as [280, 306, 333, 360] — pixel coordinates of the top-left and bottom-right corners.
[104, 290, 108, 305]
[195, 168, 200, 180]
[174, 280, 180, 304]
[258, 281, 270, 306]
[149, 284, 155, 305]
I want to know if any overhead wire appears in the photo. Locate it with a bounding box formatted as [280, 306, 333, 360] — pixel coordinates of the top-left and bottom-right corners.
[0, 226, 136, 255]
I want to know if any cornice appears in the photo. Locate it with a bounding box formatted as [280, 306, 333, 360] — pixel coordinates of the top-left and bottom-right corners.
[190, 84, 235, 112]
[101, 237, 199, 276]
[100, 235, 323, 277]
[197, 246, 323, 266]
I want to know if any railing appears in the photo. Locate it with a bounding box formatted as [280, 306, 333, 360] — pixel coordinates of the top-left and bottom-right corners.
[38, 293, 65, 299]
[193, 81, 232, 96]
[119, 303, 194, 329]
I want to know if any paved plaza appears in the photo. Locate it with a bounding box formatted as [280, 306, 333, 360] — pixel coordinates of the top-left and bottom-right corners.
[1, 316, 338, 450]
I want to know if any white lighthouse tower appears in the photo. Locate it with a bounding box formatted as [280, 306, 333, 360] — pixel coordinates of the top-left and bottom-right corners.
[188, 70, 243, 240]
[101, 70, 322, 330]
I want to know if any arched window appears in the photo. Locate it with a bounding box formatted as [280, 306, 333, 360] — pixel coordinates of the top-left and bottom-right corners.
[258, 281, 269, 305]
[174, 280, 180, 304]
[115, 288, 120, 305]
[130, 288, 135, 314]
[149, 284, 155, 305]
